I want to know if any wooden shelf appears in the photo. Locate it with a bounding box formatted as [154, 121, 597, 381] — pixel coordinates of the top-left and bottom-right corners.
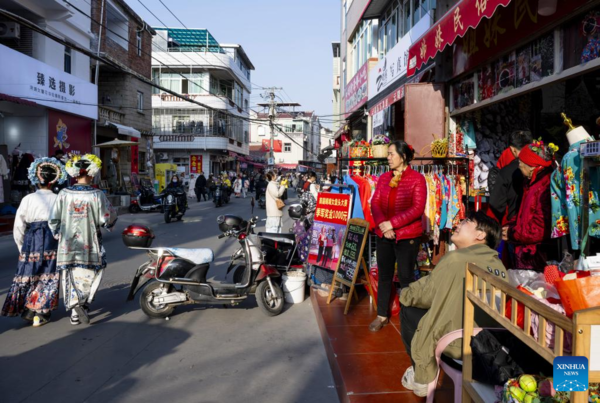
[461, 263, 600, 403]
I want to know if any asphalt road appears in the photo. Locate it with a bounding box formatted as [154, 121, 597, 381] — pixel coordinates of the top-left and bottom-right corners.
[0, 193, 337, 403]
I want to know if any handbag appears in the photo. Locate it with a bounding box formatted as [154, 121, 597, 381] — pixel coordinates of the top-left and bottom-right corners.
[276, 198, 285, 210]
[470, 330, 524, 385]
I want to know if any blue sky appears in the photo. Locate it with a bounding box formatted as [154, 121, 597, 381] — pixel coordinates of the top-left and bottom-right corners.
[129, 0, 340, 126]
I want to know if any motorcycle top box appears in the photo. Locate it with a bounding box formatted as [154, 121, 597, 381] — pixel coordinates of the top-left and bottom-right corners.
[122, 224, 155, 248]
[217, 215, 247, 233]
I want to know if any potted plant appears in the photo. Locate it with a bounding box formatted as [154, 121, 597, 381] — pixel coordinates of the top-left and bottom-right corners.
[370, 135, 391, 158]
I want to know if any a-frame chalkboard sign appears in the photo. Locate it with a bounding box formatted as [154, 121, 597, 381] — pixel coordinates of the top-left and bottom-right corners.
[327, 218, 371, 314]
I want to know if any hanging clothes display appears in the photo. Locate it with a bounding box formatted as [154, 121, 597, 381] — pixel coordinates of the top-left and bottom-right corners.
[416, 165, 467, 245]
[550, 138, 600, 249]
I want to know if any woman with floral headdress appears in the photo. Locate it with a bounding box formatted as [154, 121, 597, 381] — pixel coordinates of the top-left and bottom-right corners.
[49, 154, 117, 325]
[2, 157, 67, 326]
[502, 140, 558, 271]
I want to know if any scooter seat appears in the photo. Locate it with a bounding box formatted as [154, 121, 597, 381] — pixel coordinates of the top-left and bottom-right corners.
[257, 232, 296, 244]
[167, 248, 214, 264]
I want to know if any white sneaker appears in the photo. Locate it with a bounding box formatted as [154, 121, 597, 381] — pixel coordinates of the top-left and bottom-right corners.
[70, 310, 80, 326]
[402, 366, 428, 397]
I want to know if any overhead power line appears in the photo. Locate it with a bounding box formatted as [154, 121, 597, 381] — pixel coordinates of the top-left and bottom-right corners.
[0, 7, 266, 131]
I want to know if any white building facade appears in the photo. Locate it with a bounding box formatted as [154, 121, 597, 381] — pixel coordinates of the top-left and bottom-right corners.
[0, 0, 97, 203]
[250, 108, 321, 169]
[150, 28, 253, 177]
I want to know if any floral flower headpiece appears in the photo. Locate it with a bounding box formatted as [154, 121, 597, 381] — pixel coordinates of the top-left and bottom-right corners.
[27, 157, 67, 186]
[66, 153, 102, 178]
[530, 138, 558, 160]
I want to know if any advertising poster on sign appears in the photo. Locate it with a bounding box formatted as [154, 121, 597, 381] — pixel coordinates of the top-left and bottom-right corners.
[308, 193, 352, 270]
[190, 155, 202, 174]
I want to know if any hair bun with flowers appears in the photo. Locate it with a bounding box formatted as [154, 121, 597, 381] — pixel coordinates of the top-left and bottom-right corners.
[27, 157, 67, 186]
[65, 153, 102, 178]
[530, 138, 558, 161]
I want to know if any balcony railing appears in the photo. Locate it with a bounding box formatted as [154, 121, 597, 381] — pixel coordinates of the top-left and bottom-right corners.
[99, 106, 125, 123]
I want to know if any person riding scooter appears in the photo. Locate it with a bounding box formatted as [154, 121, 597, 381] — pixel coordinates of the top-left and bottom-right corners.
[166, 175, 187, 212]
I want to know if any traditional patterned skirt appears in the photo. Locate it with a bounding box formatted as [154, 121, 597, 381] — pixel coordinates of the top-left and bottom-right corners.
[61, 268, 104, 310]
[1, 221, 60, 316]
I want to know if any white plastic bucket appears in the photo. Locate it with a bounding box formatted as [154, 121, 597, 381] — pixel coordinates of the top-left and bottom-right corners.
[282, 270, 307, 304]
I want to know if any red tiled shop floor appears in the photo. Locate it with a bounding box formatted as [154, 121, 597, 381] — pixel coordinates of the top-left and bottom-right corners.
[311, 288, 454, 403]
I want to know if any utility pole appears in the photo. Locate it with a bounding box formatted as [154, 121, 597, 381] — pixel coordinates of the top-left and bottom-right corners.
[264, 87, 282, 167]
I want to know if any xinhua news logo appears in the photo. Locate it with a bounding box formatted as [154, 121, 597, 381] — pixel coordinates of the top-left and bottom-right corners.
[553, 356, 589, 392]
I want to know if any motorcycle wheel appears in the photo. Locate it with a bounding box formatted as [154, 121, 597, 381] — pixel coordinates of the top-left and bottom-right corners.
[129, 204, 140, 214]
[140, 282, 175, 319]
[164, 210, 171, 223]
[256, 281, 284, 317]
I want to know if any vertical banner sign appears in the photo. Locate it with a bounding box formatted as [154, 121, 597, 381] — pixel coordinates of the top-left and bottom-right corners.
[131, 144, 139, 175]
[326, 218, 371, 315]
[308, 192, 352, 269]
[190, 155, 202, 174]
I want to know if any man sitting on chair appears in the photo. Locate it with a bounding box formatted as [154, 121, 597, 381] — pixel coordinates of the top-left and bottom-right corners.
[400, 211, 507, 397]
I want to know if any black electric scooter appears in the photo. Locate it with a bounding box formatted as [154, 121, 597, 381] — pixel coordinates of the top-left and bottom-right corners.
[124, 216, 285, 318]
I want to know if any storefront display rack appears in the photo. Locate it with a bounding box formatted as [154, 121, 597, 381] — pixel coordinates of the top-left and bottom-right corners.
[462, 263, 600, 403]
[581, 151, 600, 256]
[337, 156, 471, 212]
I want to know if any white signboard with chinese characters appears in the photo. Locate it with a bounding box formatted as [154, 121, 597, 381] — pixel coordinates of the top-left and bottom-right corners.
[0, 44, 97, 119]
[368, 14, 431, 100]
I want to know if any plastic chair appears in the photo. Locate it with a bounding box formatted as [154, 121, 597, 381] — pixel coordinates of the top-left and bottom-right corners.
[426, 328, 486, 403]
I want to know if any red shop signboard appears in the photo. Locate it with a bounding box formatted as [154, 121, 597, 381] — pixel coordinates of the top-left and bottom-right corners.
[261, 139, 282, 152]
[131, 143, 139, 175]
[47, 110, 92, 157]
[453, 0, 590, 77]
[190, 155, 202, 174]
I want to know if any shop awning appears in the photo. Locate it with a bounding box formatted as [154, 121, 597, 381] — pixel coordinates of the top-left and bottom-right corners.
[361, 0, 390, 20]
[95, 139, 139, 148]
[407, 0, 511, 77]
[0, 92, 37, 107]
[276, 163, 297, 170]
[246, 160, 265, 168]
[106, 121, 141, 138]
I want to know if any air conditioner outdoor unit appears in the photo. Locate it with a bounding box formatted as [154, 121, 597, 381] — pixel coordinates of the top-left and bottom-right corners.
[0, 22, 21, 39]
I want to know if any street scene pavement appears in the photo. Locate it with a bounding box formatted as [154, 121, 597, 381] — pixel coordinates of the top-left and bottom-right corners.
[0, 194, 337, 403]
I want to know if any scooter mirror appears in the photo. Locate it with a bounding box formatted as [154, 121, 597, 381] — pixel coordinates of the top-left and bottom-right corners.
[156, 248, 164, 259]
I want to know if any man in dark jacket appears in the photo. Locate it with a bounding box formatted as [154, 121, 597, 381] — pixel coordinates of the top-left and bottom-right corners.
[194, 172, 207, 202]
[488, 130, 533, 224]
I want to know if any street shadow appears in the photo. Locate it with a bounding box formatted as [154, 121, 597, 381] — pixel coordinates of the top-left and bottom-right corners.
[0, 320, 191, 403]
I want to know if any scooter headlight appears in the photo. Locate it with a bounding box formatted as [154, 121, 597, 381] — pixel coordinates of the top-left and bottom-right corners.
[167, 194, 174, 203]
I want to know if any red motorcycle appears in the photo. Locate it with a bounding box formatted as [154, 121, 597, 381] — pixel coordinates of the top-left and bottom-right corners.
[122, 216, 285, 319]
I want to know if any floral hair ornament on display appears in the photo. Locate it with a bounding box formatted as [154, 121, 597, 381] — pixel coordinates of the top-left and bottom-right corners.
[65, 154, 102, 178]
[27, 157, 68, 186]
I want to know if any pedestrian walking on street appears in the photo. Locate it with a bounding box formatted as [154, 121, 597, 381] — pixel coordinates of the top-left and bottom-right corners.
[195, 172, 207, 202]
[49, 154, 117, 326]
[233, 174, 242, 198]
[241, 174, 249, 198]
[1, 158, 68, 327]
[207, 174, 215, 200]
[265, 171, 285, 233]
[187, 174, 197, 199]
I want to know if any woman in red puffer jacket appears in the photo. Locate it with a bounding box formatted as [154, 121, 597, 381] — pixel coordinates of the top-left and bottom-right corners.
[369, 140, 426, 332]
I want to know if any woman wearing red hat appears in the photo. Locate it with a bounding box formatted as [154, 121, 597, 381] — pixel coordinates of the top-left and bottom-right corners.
[502, 140, 558, 271]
